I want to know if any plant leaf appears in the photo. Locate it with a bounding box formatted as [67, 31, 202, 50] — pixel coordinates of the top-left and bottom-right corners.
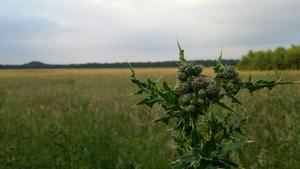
[215, 101, 235, 113]
[177, 42, 185, 61]
[213, 50, 224, 73]
[153, 112, 173, 124]
[219, 138, 249, 157]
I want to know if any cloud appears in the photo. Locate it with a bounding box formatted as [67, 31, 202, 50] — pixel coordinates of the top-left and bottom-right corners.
[0, 15, 65, 64]
[0, 15, 61, 38]
[0, 0, 299, 64]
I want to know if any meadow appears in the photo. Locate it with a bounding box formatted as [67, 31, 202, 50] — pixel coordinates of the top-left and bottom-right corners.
[0, 68, 299, 169]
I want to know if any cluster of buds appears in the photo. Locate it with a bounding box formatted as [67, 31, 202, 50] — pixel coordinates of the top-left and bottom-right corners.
[216, 66, 241, 95]
[175, 61, 221, 115]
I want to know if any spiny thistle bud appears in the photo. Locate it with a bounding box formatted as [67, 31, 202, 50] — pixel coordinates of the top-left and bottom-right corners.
[191, 76, 207, 91]
[183, 105, 197, 114]
[178, 64, 185, 73]
[179, 62, 196, 76]
[221, 66, 239, 80]
[192, 65, 203, 76]
[206, 81, 220, 98]
[226, 82, 235, 91]
[198, 89, 207, 98]
[178, 93, 193, 106]
[226, 82, 240, 94]
[231, 77, 241, 84]
[177, 82, 192, 94]
[174, 86, 181, 94]
[186, 77, 193, 84]
[177, 72, 188, 81]
[185, 62, 195, 75]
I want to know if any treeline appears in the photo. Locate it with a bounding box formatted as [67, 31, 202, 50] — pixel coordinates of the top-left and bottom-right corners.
[238, 44, 300, 70]
[0, 59, 238, 69]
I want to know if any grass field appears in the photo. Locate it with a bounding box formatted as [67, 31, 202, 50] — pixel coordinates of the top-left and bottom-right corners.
[0, 68, 300, 169]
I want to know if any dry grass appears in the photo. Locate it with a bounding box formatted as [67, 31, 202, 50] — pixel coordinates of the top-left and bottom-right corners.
[0, 67, 216, 77]
[0, 68, 299, 169]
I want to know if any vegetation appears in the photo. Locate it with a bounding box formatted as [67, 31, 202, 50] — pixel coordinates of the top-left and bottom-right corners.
[130, 44, 298, 168]
[0, 59, 238, 69]
[238, 44, 300, 70]
[0, 67, 300, 169]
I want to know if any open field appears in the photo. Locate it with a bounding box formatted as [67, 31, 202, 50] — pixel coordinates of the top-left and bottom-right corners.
[0, 68, 300, 169]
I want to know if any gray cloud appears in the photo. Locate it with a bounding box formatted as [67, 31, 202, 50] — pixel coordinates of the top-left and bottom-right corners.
[0, 0, 299, 64]
[0, 15, 61, 38]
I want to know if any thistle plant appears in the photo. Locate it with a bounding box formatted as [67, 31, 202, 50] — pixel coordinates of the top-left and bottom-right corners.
[129, 43, 298, 169]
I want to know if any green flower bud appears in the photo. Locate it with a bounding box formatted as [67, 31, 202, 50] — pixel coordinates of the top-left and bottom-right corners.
[221, 66, 239, 80]
[206, 81, 220, 98]
[185, 63, 194, 75]
[225, 82, 240, 94]
[179, 62, 196, 76]
[178, 72, 188, 81]
[178, 93, 193, 106]
[231, 77, 241, 84]
[184, 105, 197, 114]
[178, 64, 185, 73]
[186, 77, 193, 84]
[198, 89, 207, 98]
[174, 86, 181, 94]
[177, 82, 192, 94]
[191, 76, 207, 91]
[192, 64, 203, 76]
[226, 82, 235, 91]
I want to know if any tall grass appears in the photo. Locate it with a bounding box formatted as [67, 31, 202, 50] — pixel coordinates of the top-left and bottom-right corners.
[0, 68, 299, 169]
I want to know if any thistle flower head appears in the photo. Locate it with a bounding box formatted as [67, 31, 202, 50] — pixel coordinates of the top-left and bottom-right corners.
[225, 81, 240, 95]
[183, 105, 197, 114]
[221, 66, 239, 80]
[191, 75, 207, 91]
[206, 80, 220, 99]
[192, 64, 203, 76]
[177, 82, 192, 94]
[177, 72, 188, 82]
[198, 89, 207, 98]
[178, 93, 193, 106]
[226, 82, 235, 91]
[179, 61, 198, 77]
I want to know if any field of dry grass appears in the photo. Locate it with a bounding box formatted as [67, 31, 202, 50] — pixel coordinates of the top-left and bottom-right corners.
[0, 68, 299, 169]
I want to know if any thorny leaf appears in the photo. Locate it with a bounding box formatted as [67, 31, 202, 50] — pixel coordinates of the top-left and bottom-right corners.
[213, 50, 224, 73]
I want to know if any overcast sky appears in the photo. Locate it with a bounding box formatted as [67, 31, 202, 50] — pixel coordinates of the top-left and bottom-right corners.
[0, 0, 299, 64]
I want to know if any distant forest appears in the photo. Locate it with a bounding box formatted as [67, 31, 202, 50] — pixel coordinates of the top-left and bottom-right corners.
[238, 44, 300, 70]
[0, 59, 238, 69]
[2, 44, 300, 70]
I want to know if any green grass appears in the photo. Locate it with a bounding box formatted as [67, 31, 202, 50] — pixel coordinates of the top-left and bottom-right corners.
[0, 68, 299, 169]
